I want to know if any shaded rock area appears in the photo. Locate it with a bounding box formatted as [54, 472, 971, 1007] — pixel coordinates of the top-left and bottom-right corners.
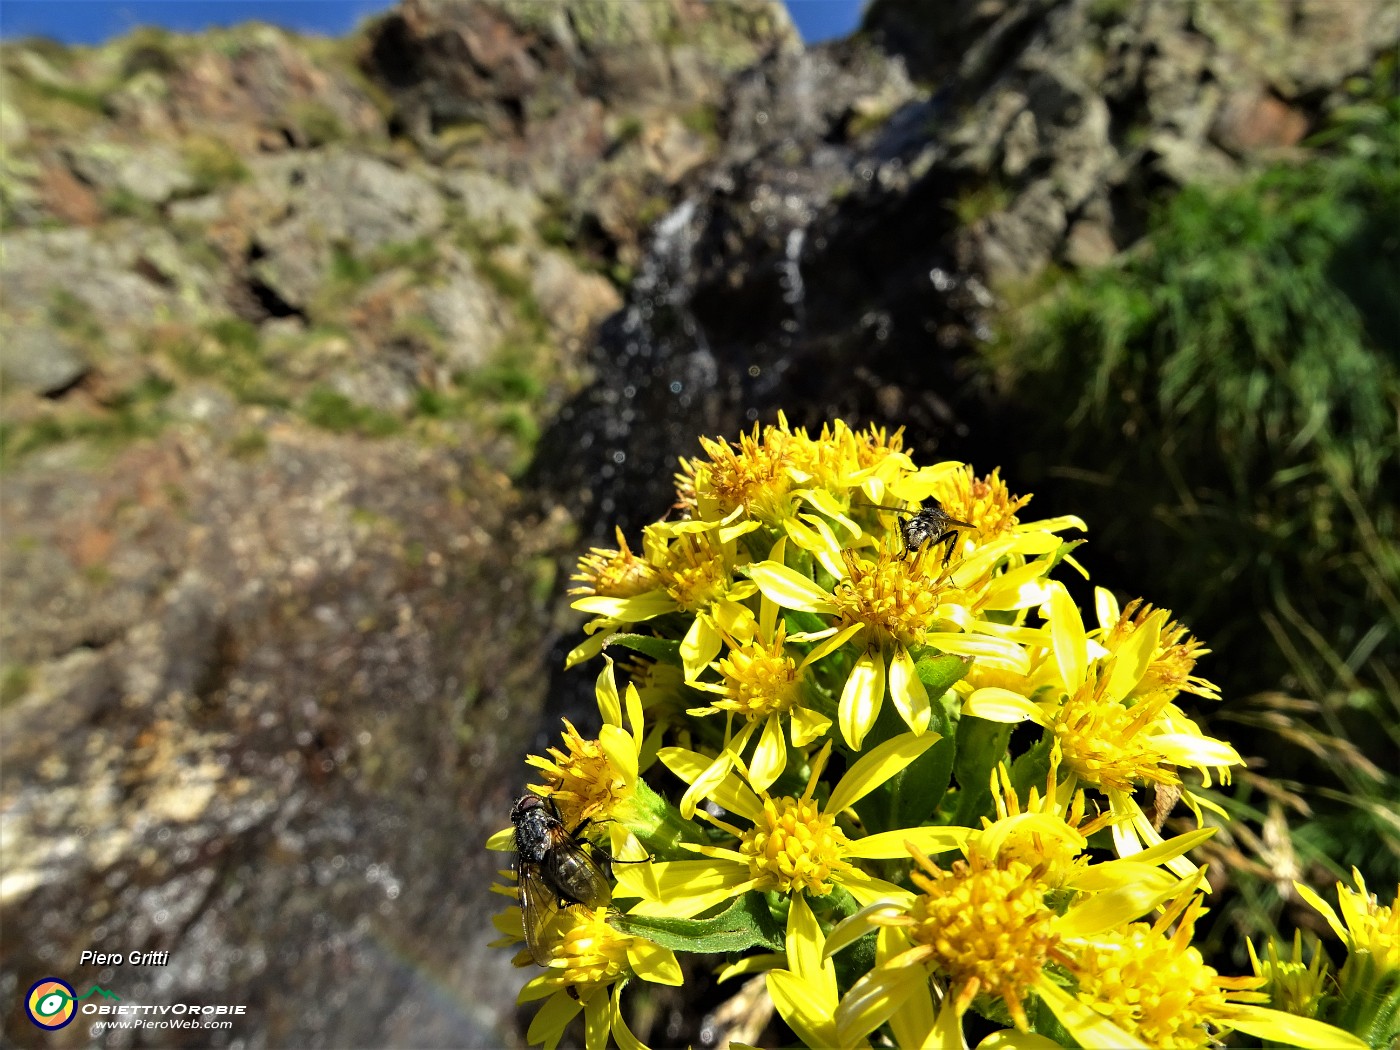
[2, 0, 1395, 1046]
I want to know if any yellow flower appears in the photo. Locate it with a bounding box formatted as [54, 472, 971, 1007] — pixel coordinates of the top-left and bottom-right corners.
[524, 661, 645, 832]
[749, 544, 1047, 750]
[569, 527, 662, 599]
[1296, 868, 1400, 973]
[964, 581, 1243, 875]
[1097, 590, 1221, 703]
[764, 892, 856, 1049]
[513, 905, 684, 1050]
[616, 734, 969, 919]
[572, 520, 759, 680]
[1049, 890, 1367, 1050]
[1246, 931, 1332, 1020]
[485, 662, 649, 861]
[1295, 868, 1400, 1049]
[688, 592, 832, 793]
[827, 834, 1189, 1047]
[677, 422, 797, 525]
[972, 744, 1216, 898]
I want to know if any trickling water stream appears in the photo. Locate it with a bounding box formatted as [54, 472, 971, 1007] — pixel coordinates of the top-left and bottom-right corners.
[527, 43, 986, 544]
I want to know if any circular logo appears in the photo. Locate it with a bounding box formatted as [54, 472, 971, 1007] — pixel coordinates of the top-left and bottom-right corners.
[26, 978, 77, 1030]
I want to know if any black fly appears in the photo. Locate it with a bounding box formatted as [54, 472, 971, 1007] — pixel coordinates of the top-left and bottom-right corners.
[511, 794, 612, 965]
[859, 496, 974, 569]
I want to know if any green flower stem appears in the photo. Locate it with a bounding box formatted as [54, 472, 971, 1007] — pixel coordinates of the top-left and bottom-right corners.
[1333, 955, 1400, 1049]
[625, 778, 705, 859]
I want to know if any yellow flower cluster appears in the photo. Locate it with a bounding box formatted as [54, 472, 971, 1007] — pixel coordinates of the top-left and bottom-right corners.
[488, 417, 1389, 1050]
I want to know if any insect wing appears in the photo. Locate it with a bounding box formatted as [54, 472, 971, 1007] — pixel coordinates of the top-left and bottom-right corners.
[518, 862, 564, 966]
[543, 838, 613, 910]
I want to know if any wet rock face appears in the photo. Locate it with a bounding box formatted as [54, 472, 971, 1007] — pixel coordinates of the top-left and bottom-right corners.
[527, 40, 982, 539]
[1, 428, 559, 1045]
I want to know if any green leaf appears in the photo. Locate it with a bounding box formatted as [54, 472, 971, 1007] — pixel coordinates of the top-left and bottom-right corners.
[603, 634, 683, 666]
[887, 699, 957, 830]
[609, 892, 785, 954]
[912, 653, 972, 697]
[783, 609, 832, 636]
[1008, 734, 1053, 801]
[951, 715, 1013, 827]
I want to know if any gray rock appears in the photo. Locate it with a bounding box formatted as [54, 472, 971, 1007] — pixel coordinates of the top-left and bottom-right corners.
[248, 150, 446, 309]
[66, 139, 197, 204]
[0, 325, 90, 394]
[439, 169, 543, 236]
[420, 248, 510, 371]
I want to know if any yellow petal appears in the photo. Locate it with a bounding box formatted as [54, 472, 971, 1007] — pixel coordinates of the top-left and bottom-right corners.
[839, 648, 886, 750]
[1094, 586, 1120, 633]
[1033, 976, 1147, 1050]
[595, 659, 622, 726]
[836, 962, 930, 1047]
[790, 707, 832, 747]
[1049, 581, 1087, 692]
[838, 868, 917, 907]
[873, 926, 931, 1050]
[572, 590, 676, 621]
[828, 730, 939, 815]
[610, 985, 649, 1050]
[1067, 859, 1181, 896]
[796, 487, 860, 536]
[825, 900, 907, 959]
[1150, 733, 1243, 769]
[624, 682, 644, 744]
[964, 687, 1048, 725]
[981, 559, 1056, 611]
[659, 745, 763, 822]
[889, 646, 931, 734]
[1056, 878, 1189, 937]
[565, 629, 612, 669]
[620, 859, 756, 917]
[749, 713, 787, 793]
[975, 1027, 1068, 1050]
[800, 621, 866, 668]
[924, 632, 1031, 673]
[1107, 609, 1161, 699]
[747, 560, 837, 614]
[1294, 880, 1347, 943]
[583, 989, 609, 1050]
[626, 939, 683, 986]
[768, 969, 839, 1049]
[786, 891, 837, 1001]
[711, 595, 758, 639]
[847, 825, 971, 860]
[785, 513, 847, 579]
[599, 724, 638, 786]
[681, 614, 723, 681]
[926, 995, 972, 1050]
[485, 826, 515, 851]
[526, 990, 583, 1050]
[1223, 1006, 1368, 1050]
[675, 744, 738, 821]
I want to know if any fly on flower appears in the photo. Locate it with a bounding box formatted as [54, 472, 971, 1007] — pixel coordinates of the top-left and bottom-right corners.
[858, 496, 974, 568]
[511, 793, 612, 965]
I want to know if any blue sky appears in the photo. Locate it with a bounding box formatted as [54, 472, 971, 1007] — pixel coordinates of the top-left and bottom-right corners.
[0, 1, 864, 47]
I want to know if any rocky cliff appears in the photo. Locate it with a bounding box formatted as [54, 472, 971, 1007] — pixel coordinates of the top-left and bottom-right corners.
[2, 0, 1395, 1046]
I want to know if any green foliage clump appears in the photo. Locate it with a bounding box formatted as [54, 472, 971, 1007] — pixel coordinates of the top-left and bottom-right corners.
[181, 134, 249, 194]
[301, 386, 401, 437]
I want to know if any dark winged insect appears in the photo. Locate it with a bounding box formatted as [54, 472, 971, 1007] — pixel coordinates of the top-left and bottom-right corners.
[857, 496, 974, 569]
[511, 793, 613, 965]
